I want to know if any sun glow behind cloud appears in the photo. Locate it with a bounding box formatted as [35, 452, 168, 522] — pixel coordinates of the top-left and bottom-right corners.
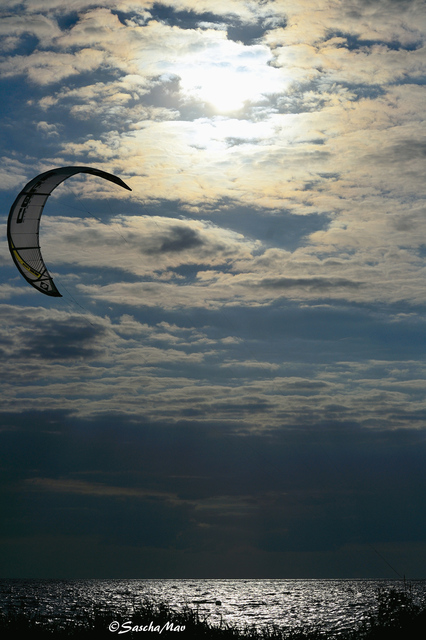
[182, 64, 256, 112]
[172, 38, 284, 113]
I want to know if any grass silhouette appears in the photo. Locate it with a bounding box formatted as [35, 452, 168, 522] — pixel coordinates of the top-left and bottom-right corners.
[0, 586, 425, 638]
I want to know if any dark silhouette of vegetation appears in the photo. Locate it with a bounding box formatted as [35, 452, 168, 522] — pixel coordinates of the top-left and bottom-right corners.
[346, 586, 426, 640]
[0, 586, 425, 638]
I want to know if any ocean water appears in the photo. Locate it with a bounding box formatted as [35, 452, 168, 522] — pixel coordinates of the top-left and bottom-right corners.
[1, 578, 425, 635]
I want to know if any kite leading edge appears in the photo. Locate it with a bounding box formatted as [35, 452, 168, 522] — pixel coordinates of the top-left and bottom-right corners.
[7, 166, 131, 297]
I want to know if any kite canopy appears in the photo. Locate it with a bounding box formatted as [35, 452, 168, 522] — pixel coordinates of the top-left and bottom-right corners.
[7, 166, 131, 297]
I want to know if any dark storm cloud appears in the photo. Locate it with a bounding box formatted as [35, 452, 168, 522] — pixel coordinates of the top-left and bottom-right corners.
[156, 224, 205, 253]
[381, 140, 426, 163]
[22, 320, 106, 360]
[2, 409, 426, 576]
[12, 317, 107, 361]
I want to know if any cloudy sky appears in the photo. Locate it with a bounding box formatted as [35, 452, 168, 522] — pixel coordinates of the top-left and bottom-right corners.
[1, 0, 426, 579]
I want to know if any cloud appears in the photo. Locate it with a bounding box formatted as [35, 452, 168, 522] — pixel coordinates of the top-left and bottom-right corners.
[36, 120, 60, 136]
[25, 477, 184, 501]
[255, 276, 364, 291]
[270, 0, 426, 48]
[0, 48, 105, 84]
[0, 158, 34, 192]
[2, 300, 426, 431]
[8, 190, 420, 310]
[146, 224, 205, 253]
[3, 406, 426, 576]
[0, 13, 61, 45]
[36, 214, 259, 275]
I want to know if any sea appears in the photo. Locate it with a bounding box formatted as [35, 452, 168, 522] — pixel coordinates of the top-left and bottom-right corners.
[1, 578, 425, 636]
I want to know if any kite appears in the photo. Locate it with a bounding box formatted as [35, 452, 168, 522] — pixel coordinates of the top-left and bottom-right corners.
[7, 166, 131, 297]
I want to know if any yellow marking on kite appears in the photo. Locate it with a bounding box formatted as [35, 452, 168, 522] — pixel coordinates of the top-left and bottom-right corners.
[11, 243, 42, 279]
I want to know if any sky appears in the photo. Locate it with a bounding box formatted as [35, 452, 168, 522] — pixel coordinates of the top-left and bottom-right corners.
[0, 0, 426, 580]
